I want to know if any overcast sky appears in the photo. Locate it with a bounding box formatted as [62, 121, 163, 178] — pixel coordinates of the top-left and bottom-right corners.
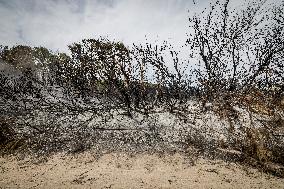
[0, 0, 279, 52]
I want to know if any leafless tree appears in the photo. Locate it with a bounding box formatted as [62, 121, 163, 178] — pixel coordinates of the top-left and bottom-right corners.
[187, 0, 283, 107]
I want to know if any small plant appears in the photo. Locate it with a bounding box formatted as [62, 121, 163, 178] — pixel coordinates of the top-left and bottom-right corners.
[0, 117, 24, 154]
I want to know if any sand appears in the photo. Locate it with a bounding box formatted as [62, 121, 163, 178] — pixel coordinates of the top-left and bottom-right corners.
[0, 152, 283, 189]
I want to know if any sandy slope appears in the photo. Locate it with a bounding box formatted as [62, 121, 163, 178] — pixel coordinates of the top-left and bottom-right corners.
[0, 152, 283, 189]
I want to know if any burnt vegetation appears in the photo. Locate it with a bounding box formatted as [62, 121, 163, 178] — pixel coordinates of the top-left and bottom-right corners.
[0, 0, 283, 177]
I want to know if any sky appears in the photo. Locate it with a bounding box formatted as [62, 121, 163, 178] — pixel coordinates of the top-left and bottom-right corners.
[0, 0, 214, 52]
[0, 0, 279, 53]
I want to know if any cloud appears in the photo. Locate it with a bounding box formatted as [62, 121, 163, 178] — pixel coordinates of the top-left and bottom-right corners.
[0, 0, 200, 52]
[0, 0, 279, 53]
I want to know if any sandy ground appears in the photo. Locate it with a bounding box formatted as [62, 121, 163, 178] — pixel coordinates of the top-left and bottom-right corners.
[0, 152, 283, 189]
